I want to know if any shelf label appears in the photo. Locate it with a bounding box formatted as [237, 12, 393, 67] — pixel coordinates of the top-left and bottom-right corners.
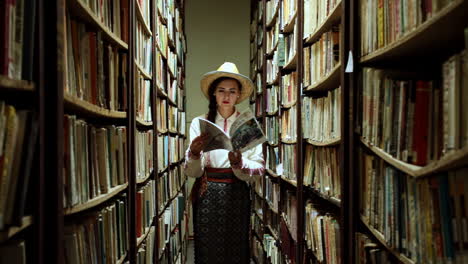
[345, 51, 354, 73]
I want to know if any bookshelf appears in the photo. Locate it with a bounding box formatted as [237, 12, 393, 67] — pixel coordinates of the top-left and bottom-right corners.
[0, 0, 188, 263]
[354, 0, 468, 263]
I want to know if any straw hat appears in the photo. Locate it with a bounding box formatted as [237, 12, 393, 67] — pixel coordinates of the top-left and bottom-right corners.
[200, 62, 254, 104]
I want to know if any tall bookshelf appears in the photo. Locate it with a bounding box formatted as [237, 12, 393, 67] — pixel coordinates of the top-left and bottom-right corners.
[0, 0, 188, 263]
[353, 0, 468, 263]
[250, 0, 351, 263]
[252, 0, 468, 264]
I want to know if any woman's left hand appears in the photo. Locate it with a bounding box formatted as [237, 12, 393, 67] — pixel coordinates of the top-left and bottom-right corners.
[228, 150, 242, 167]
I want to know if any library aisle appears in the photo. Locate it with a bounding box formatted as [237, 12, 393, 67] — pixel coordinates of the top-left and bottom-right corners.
[1, 0, 468, 263]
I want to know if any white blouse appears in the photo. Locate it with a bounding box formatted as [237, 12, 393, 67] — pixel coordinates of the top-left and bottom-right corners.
[184, 110, 264, 182]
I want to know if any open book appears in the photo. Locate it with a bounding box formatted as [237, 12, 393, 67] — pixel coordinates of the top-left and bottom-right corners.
[199, 109, 266, 153]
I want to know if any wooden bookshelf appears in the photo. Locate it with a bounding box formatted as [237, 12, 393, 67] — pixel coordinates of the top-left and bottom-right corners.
[0, 216, 33, 243]
[361, 138, 468, 178]
[360, 0, 468, 64]
[304, 186, 341, 207]
[281, 139, 297, 144]
[69, 0, 129, 50]
[137, 226, 153, 247]
[266, 225, 279, 240]
[305, 137, 341, 147]
[63, 183, 128, 215]
[266, 169, 280, 178]
[281, 100, 296, 109]
[267, 201, 279, 214]
[360, 217, 415, 264]
[266, 41, 278, 58]
[0, 75, 35, 91]
[304, 63, 341, 92]
[135, 60, 153, 80]
[282, 11, 297, 34]
[64, 94, 127, 119]
[304, 1, 342, 45]
[136, 3, 152, 35]
[280, 176, 297, 187]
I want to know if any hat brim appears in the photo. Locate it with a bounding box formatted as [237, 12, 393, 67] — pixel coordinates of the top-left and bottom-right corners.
[200, 71, 254, 104]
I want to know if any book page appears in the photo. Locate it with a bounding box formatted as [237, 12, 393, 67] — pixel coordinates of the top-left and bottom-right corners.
[229, 110, 267, 152]
[199, 118, 233, 152]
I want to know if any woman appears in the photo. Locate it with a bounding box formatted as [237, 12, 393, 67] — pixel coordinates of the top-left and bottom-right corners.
[185, 62, 264, 263]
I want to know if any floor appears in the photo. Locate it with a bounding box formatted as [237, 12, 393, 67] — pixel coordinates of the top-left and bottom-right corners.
[186, 240, 255, 264]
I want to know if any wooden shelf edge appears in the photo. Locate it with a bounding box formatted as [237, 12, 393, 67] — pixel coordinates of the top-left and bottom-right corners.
[116, 252, 127, 264]
[304, 186, 341, 207]
[282, 11, 297, 34]
[135, 61, 152, 80]
[305, 137, 341, 147]
[64, 94, 127, 119]
[266, 169, 280, 178]
[304, 63, 341, 92]
[136, 117, 153, 127]
[266, 201, 279, 214]
[304, 1, 342, 45]
[283, 53, 297, 71]
[281, 139, 297, 144]
[266, 225, 279, 240]
[137, 225, 153, 248]
[135, 3, 152, 36]
[64, 183, 128, 215]
[361, 216, 415, 264]
[360, 138, 468, 177]
[0, 76, 35, 91]
[360, 0, 467, 63]
[281, 176, 297, 187]
[137, 170, 153, 184]
[70, 0, 128, 50]
[0, 216, 33, 243]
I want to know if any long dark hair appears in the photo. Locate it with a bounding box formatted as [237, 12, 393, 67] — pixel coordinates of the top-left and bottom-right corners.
[206, 77, 242, 122]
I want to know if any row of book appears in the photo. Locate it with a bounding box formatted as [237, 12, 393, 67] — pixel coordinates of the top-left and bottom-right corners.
[266, 57, 280, 85]
[157, 167, 185, 215]
[303, 0, 341, 39]
[281, 0, 297, 29]
[0, 0, 36, 80]
[282, 191, 298, 242]
[65, 15, 128, 111]
[302, 86, 341, 143]
[253, 236, 265, 264]
[264, 234, 282, 264]
[63, 115, 128, 208]
[360, 50, 468, 166]
[266, 116, 279, 145]
[281, 144, 297, 181]
[283, 21, 298, 65]
[158, 194, 186, 257]
[0, 104, 37, 230]
[266, 145, 280, 175]
[136, 72, 152, 122]
[136, 21, 153, 75]
[266, 0, 280, 25]
[156, 135, 185, 172]
[360, 0, 454, 56]
[136, 130, 153, 182]
[305, 202, 341, 263]
[134, 226, 156, 264]
[136, 0, 151, 26]
[303, 26, 340, 88]
[78, 0, 129, 43]
[304, 145, 341, 200]
[281, 71, 298, 107]
[281, 105, 297, 142]
[265, 177, 280, 212]
[360, 151, 468, 263]
[266, 85, 279, 114]
[136, 180, 156, 239]
[266, 17, 280, 55]
[64, 195, 128, 264]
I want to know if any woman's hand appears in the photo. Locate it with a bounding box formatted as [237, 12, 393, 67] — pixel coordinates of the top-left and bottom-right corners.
[228, 150, 242, 167]
[190, 133, 210, 156]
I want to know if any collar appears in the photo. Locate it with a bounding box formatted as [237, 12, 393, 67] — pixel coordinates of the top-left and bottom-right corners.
[215, 108, 239, 123]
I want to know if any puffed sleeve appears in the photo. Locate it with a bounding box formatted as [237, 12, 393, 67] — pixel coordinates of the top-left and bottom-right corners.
[232, 143, 265, 182]
[184, 117, 205, 178]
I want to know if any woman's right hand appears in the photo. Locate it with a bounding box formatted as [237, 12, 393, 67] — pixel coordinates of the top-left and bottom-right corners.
[190, 133, 210, 156]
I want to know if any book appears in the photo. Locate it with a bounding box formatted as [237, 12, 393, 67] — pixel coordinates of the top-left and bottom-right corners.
[198, 109, 266, 153]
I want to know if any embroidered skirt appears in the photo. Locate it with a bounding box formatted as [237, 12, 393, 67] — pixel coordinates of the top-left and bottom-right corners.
[192, 168, 251, 264]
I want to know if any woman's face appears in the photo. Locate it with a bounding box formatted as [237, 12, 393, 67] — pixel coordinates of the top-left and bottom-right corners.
[214, 79, 241, 109]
